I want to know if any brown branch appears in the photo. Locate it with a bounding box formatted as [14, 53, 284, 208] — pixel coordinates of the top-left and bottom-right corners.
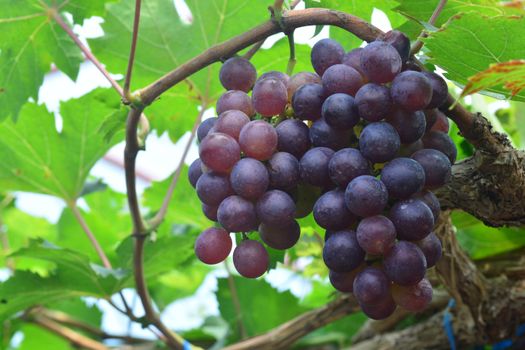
[137, 8, 382, 105]
[242, 40, 265, 60]
[410, 0, 448, 55]
[30, 315, 109, 350]
[124, 0, 142, 96]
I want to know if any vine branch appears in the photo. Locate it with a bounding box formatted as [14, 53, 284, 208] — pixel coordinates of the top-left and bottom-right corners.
[410, 0, 448, 55]
[124, 0, 142, 97]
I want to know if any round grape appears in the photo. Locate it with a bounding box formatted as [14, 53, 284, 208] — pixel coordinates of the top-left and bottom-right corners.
[322, 93, 360, 129]
[422, 131, 457, 164]
[202, 203, 218, 222]
[384, 241, 427, 286]
[412, 149, 452, 189]
[380, 157, 425, 199]
[233, 240, 269, 278]
[199, 132, 240, 173]
[356, 215, 396, 255]
[353, 267, 391, 306]
[390, 199, 434, 241]
[355, 83, 392, 122]
[415, 232, 442, 268]
[386, 108, 426, 144]
[313, 189, 356, 230]
[217, 195, 258, 232]
[359, 122, 400, 163]
[323, 230, 365, 272]
[267, 152, 300, 191]
[422, 71, 448, 108]
[239, 120, 278, 161]
[197, 117, 218, 142]
[342, 48, 367, 78]
[430, 110, 450, 133]
[329, 265, 364, 293]
[259, 220, 300, 250]
[275, 119, 311, 159]
[257, 71, 290, 86]
[391, 71, 433, 111]
[292, 83, 325, 120]
[195, 227, 232, 264]
[360, 296, 397, 320]
[329, 148, 370, 188]
[322, 64, 363, 96]
[379, 30, 410, 62]
[309, 118, 353, 150]
[256, 190, 296, 226]
[230, 158, 269, 200]
[424, 109, 438, 132]
[287, 72, 321, 101]
[300, 147, 335, 187]
[196, 172, 233, 205]
[188, 158, 203, 188]
[391, 278, 433, 312]
[412, 190, 441, 221]
[216, 90, 255, 116]
[219, 57, 257, 92]
[360, 41, 402, 83]
[345, 175, 388, 217]
[215, 110, 250, 140]
[252, 78, 288, 117]
[311, 38, 344, 76]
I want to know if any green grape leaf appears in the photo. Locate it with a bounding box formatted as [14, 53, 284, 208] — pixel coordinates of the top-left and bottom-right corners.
[49, 298, 103, 330]
[452, 211, 525, 259]
[18, 324, 71, 350]
[424, 13, 525, 101]
[0, 0, 115, 121]
[460, 60, 525, 98]
[395, 0, 523, 39]
[216, 277, 307, 343]
[304, 0, 406, 48]
[0, 89, 124, 201]
[89, 0, 271, 139]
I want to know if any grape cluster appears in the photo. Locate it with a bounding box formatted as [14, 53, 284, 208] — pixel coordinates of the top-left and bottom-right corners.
[189, 30, 456, 319]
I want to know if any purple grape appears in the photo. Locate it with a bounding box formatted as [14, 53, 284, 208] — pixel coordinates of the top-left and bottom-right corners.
[398, 140, 424, 157]
[230, 158, 269, 200]
[412, 190, 440, 221]
[424, 109, 438, 132]
[379, 30, 410, 62]
[313, 189, 356, 230]
[196, 172, 234, 205]
[195, 227, 232, 264]
[386, 108, 426, 144]
[197, 117, 218, 142]
[356, 215, 396, 255]
[215, 110, 250, 141]
[329, 265, 363, 293]
[412, 149, 452, 189]
[384, 241, 427, 286]
[259, 220, 300, 250]
[257, 71, 290, 86]
[345, 175, 388, 217]
[359, 122, 400, 163]
[219, 57, 257, 92]
[287, 72, 321, 101]
[267, 152, 300, 191]
[311, 38, 344, 76]
[392, 278, 433, 312]
[430, 110, 450, 133]
[202, 203, 218, 222]
[239, 120, 278, 161]
[360, 41, 402, 83]
[216, 90, 255, 116]
[217, 195, 258, 232]
[252, 78, 288, 117]
[299, 147, 335, 187]
[353, 267, 391, 306]
[309, 118, 353, 150]
[380, 157, 425, 199]
[391, 71, 432, 111]
[354, 83, 392, 122]
[342, 48, 367, 78]
[360, 296, 397, 320]
[321, 64, 363, 96]
[256, 190, 296, 226]
[188, 158, 203, 188]
[415, 232, 442, 268]
[199, 132, 240, 173]
[422, 71, 448, 108]
[292, 83, 325, 120]
[233, 240, 269, 278]
[321, 93, 360, 129]
[275, 119, 311, 159]
[323, 230, 365, 272]
[422, 131, 457, 164]
[390, 199, 434, 241]
[328, 148, 370, 188]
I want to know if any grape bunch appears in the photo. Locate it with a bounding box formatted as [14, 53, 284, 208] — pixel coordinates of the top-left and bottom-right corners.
[189, 30, 456, 320]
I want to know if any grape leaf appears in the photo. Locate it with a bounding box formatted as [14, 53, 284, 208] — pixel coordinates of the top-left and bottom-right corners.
[0, 89, 124, 201]
[424, 13, 525, 101]
[395, 0, 523, 39]
[0, 0, 116, 121]
[18, 324, 71, 350]
[89, 0, 271, 139]
[460, 60, 525, 98]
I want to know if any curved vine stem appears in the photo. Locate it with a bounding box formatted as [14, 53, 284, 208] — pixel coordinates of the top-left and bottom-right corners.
[410, 0, 448, 55]
[124, 0, 142, 98]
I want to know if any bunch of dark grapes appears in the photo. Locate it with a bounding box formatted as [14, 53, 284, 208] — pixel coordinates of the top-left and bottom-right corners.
[189, 31, 456, 320]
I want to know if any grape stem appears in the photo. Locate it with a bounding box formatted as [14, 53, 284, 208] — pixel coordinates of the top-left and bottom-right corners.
[410, 0, 448, 55]
[286, 31, 297, 75]
[124, 0, 142, 98]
